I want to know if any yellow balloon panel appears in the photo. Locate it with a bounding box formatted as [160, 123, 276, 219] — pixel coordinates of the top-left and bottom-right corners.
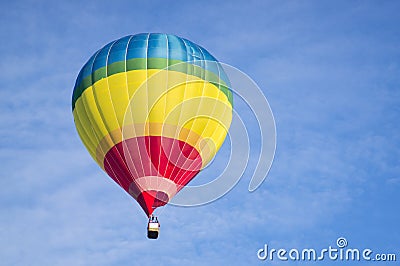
[73, 69, 232, 168]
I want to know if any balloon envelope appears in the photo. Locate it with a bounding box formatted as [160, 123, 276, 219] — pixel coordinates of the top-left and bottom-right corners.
[72, 33, 233, 216]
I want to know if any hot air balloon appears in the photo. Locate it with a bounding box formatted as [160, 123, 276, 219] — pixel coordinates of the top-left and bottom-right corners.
[72, 33, 233, 238]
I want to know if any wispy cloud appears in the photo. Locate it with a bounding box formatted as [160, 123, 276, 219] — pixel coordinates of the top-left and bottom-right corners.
[1, 0, 399, 265]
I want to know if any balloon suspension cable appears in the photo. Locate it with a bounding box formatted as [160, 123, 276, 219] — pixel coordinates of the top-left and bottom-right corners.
[154, 201, 169, 217]
[148, 214, 160, 223]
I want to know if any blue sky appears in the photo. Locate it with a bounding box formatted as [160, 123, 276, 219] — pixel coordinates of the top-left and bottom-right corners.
[1, 0, 399, 265]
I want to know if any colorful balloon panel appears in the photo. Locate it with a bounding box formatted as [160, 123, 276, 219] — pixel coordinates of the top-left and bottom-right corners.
[72, 33, 233, 216]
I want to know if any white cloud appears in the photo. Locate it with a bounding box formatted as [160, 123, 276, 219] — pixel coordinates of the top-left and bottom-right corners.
[1, 0, 400, 265]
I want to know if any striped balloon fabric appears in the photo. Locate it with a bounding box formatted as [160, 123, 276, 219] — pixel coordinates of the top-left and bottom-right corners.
[72, 33, 233, 216]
